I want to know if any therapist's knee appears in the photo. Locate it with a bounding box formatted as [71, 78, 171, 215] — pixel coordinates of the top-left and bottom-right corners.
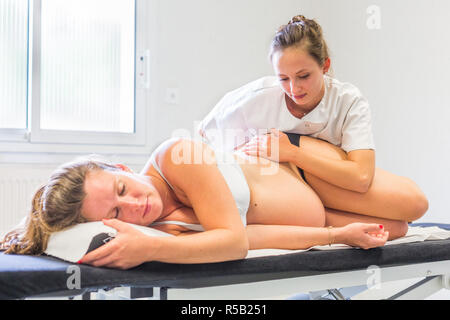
[411, 191, 429, 221]
[401, 180, 429, 222]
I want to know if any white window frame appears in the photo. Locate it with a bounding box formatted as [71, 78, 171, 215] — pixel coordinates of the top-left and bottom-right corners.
[0, 129, 29, 143]
[0, 0, 150, 155]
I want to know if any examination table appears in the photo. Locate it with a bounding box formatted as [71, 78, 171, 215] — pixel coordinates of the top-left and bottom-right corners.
[1, 223, 450, 300]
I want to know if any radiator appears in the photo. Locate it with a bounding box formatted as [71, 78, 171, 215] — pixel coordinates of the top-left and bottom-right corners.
[0, 177, 46, 239]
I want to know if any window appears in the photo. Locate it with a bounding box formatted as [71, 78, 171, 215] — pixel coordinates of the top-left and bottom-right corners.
[0, 0, 145, 147]
[0, 0, 29, 131]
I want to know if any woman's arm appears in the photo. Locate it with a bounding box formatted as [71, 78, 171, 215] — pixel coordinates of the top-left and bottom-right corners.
[80, 218, 248, 269]
[243, 130, 375, 193]
[148, 140, 250, 262]
[81, 217, 388, 269]
[246, 223, 388, 250]
[289, 147, 375, 193]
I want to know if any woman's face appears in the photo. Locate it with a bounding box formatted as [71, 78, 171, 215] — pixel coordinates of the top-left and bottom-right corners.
[272, 47, 329, 110]
[81, 169, 163, 226]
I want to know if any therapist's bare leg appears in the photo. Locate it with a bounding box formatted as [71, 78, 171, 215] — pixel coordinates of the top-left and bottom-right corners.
[298, 136, 428, 222]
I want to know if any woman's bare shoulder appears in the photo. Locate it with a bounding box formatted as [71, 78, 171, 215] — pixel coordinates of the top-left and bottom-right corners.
[154, 138, 214, 168]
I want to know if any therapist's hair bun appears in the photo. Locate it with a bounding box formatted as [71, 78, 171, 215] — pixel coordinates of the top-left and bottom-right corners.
[270, 14, 329, 68]
[286, 15, 308, 29]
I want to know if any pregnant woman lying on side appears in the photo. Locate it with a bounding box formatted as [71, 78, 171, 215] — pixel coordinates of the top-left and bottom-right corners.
[2, 137, 415, 269]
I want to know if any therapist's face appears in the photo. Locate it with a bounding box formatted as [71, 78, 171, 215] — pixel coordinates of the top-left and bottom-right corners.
[81, 168, 164, 226]
[272, 47, 329, 110]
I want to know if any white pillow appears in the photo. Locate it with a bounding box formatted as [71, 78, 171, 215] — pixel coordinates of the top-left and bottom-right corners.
[44, 221, 173, 263]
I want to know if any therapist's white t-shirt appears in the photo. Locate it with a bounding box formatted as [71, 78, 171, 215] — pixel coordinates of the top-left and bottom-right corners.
[198, 75, 375, 153]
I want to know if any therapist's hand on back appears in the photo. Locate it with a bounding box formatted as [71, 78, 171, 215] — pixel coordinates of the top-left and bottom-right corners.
[242, 129, 296, 163]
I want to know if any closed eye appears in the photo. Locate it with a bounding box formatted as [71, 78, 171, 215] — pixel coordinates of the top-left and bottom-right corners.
[279, 74, 309, 82]
[112, 181, 126, 219]
[119, 182, 126, 196]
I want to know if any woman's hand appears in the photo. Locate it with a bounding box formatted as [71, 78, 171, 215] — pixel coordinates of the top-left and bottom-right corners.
[242, 129, 297, 163]
[336, 223, 389, 249]
[79, 219, 157, 270]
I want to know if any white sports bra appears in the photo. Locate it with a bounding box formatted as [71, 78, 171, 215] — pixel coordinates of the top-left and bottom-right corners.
[148, 142, 250, 232]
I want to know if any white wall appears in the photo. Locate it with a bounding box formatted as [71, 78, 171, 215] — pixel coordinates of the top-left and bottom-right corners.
[148, 0, 304, 145]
